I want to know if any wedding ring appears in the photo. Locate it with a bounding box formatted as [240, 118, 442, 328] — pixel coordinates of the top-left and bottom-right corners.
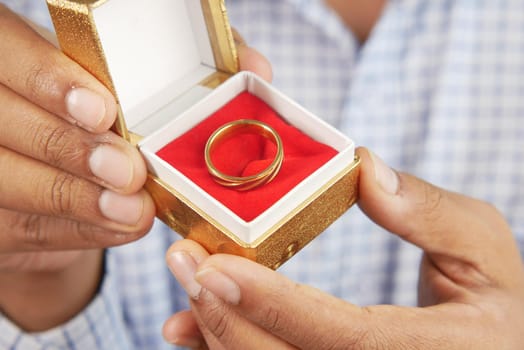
[205, 119, 284, 191]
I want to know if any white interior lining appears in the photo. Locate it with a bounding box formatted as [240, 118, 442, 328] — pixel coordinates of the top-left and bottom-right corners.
[92, 0, 215, 129]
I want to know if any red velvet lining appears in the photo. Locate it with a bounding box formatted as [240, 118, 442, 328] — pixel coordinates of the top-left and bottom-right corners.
[157, 92, 338, 222]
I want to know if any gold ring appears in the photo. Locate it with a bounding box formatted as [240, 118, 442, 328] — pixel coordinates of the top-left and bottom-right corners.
[205, 119, 284, 191]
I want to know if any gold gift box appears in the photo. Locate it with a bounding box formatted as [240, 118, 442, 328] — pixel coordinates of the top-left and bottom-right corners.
[47, 0, 360, 269]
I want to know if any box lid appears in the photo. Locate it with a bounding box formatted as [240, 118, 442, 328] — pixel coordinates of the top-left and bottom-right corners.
[47, 0, 239, 140]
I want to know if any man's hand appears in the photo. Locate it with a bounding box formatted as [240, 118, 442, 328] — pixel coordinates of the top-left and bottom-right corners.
[0, 4, 273, 332]
[0, 5, 156, 331]
[163, 147, 524, 349]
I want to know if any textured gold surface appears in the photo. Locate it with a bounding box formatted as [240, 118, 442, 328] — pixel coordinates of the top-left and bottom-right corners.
[255, 157, 361, 268]
[46, 1, 111, 90]
[46, 0, 129, 140]
[48, 0, 108, 7]
[201, 0, 239, 74]
[147, 157, 361, 269]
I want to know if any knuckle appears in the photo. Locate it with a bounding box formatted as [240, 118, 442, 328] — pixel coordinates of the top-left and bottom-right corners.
[419, 181, 445, 221]
[204, 297, 231, 339]
[33, 122, 85, 168]
[263, 305, 284, 333]
[13, 211, 122, 249]
[70, 221, 104, 246]
[19, 214, 51, 247]
[24, 58, 61, 102]
[343, 330, 373, 350]
[48, 172, 78, 216]
[404, 180, 446, 237]
[351, 308, 382, 350]
[343, 307, 395, 350]
[259, 282, 300, 334]
[365, 329, 390, 350]
[319, 331, 357, 350]
[354, 328, 389, 350]
[352, 308, 431, 350]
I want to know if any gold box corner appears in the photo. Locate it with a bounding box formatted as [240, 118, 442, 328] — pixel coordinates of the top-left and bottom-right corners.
[147, 157, 361, 269]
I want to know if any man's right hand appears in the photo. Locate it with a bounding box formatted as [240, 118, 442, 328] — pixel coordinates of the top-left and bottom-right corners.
[0, 5, 155, 330]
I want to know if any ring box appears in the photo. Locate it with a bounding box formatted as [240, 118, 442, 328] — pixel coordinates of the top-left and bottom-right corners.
[46, 0, 360, 269]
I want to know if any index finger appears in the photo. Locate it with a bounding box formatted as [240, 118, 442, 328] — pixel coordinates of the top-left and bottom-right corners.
[185, 248, 483, 350]
[0, 5, 117, 133]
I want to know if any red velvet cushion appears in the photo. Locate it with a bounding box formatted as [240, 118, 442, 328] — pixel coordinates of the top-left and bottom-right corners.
[157, 92, 337, 222]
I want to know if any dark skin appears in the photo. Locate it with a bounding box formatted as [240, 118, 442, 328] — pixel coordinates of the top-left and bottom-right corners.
[0, 6, 270, 332]
[325, 0, 386, 43]
[0, 1, 367, 332]
[0, 5, 155, 331]
[163, 147, 524, 349]
[3, 4, 523, 350]
[161, 2, 524, 349]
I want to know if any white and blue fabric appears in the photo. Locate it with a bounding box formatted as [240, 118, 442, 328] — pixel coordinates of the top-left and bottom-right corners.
[1, 0, 523, 349]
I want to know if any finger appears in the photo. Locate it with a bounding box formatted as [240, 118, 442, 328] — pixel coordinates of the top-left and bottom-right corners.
[190, 295, 228, 350]
[232, 28, 273, 82]
[192, 253, 502, 350]
[356, 147, 524, 288]
[163, 310, 206, 349]
[0, 148, 155, 241]
[165, 240, 223, 350]
[0, 6, 117, 133]
[191, 291, 296, 350]
[193, 254, 355, 349]
[166, 240, 296, 350]
[0, 208, 153, 252]
[0, 84, 146, 193]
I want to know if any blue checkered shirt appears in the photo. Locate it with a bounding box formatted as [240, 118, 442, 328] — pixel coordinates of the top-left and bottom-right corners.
[1, 0, 523, 349]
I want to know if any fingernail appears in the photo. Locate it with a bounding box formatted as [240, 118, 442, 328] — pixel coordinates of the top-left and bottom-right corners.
[168, 252, 202, 300]
[369, 151, 399, 194]
[90, 145, 134, 189]
[99, 191, 144, 225]
[195, 267, 241, 305]
[66, 87, 106, 130]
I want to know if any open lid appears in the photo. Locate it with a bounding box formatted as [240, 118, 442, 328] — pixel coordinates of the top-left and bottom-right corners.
[47, 0, 239, 140]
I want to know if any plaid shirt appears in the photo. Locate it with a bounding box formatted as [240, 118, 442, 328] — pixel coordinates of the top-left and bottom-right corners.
[1, 0, 523, 349]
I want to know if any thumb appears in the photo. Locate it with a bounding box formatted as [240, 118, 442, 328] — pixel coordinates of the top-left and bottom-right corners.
[356, 147, 523, 289]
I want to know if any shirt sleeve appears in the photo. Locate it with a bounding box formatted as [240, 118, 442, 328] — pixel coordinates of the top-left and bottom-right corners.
[0, 251, 134, 350]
